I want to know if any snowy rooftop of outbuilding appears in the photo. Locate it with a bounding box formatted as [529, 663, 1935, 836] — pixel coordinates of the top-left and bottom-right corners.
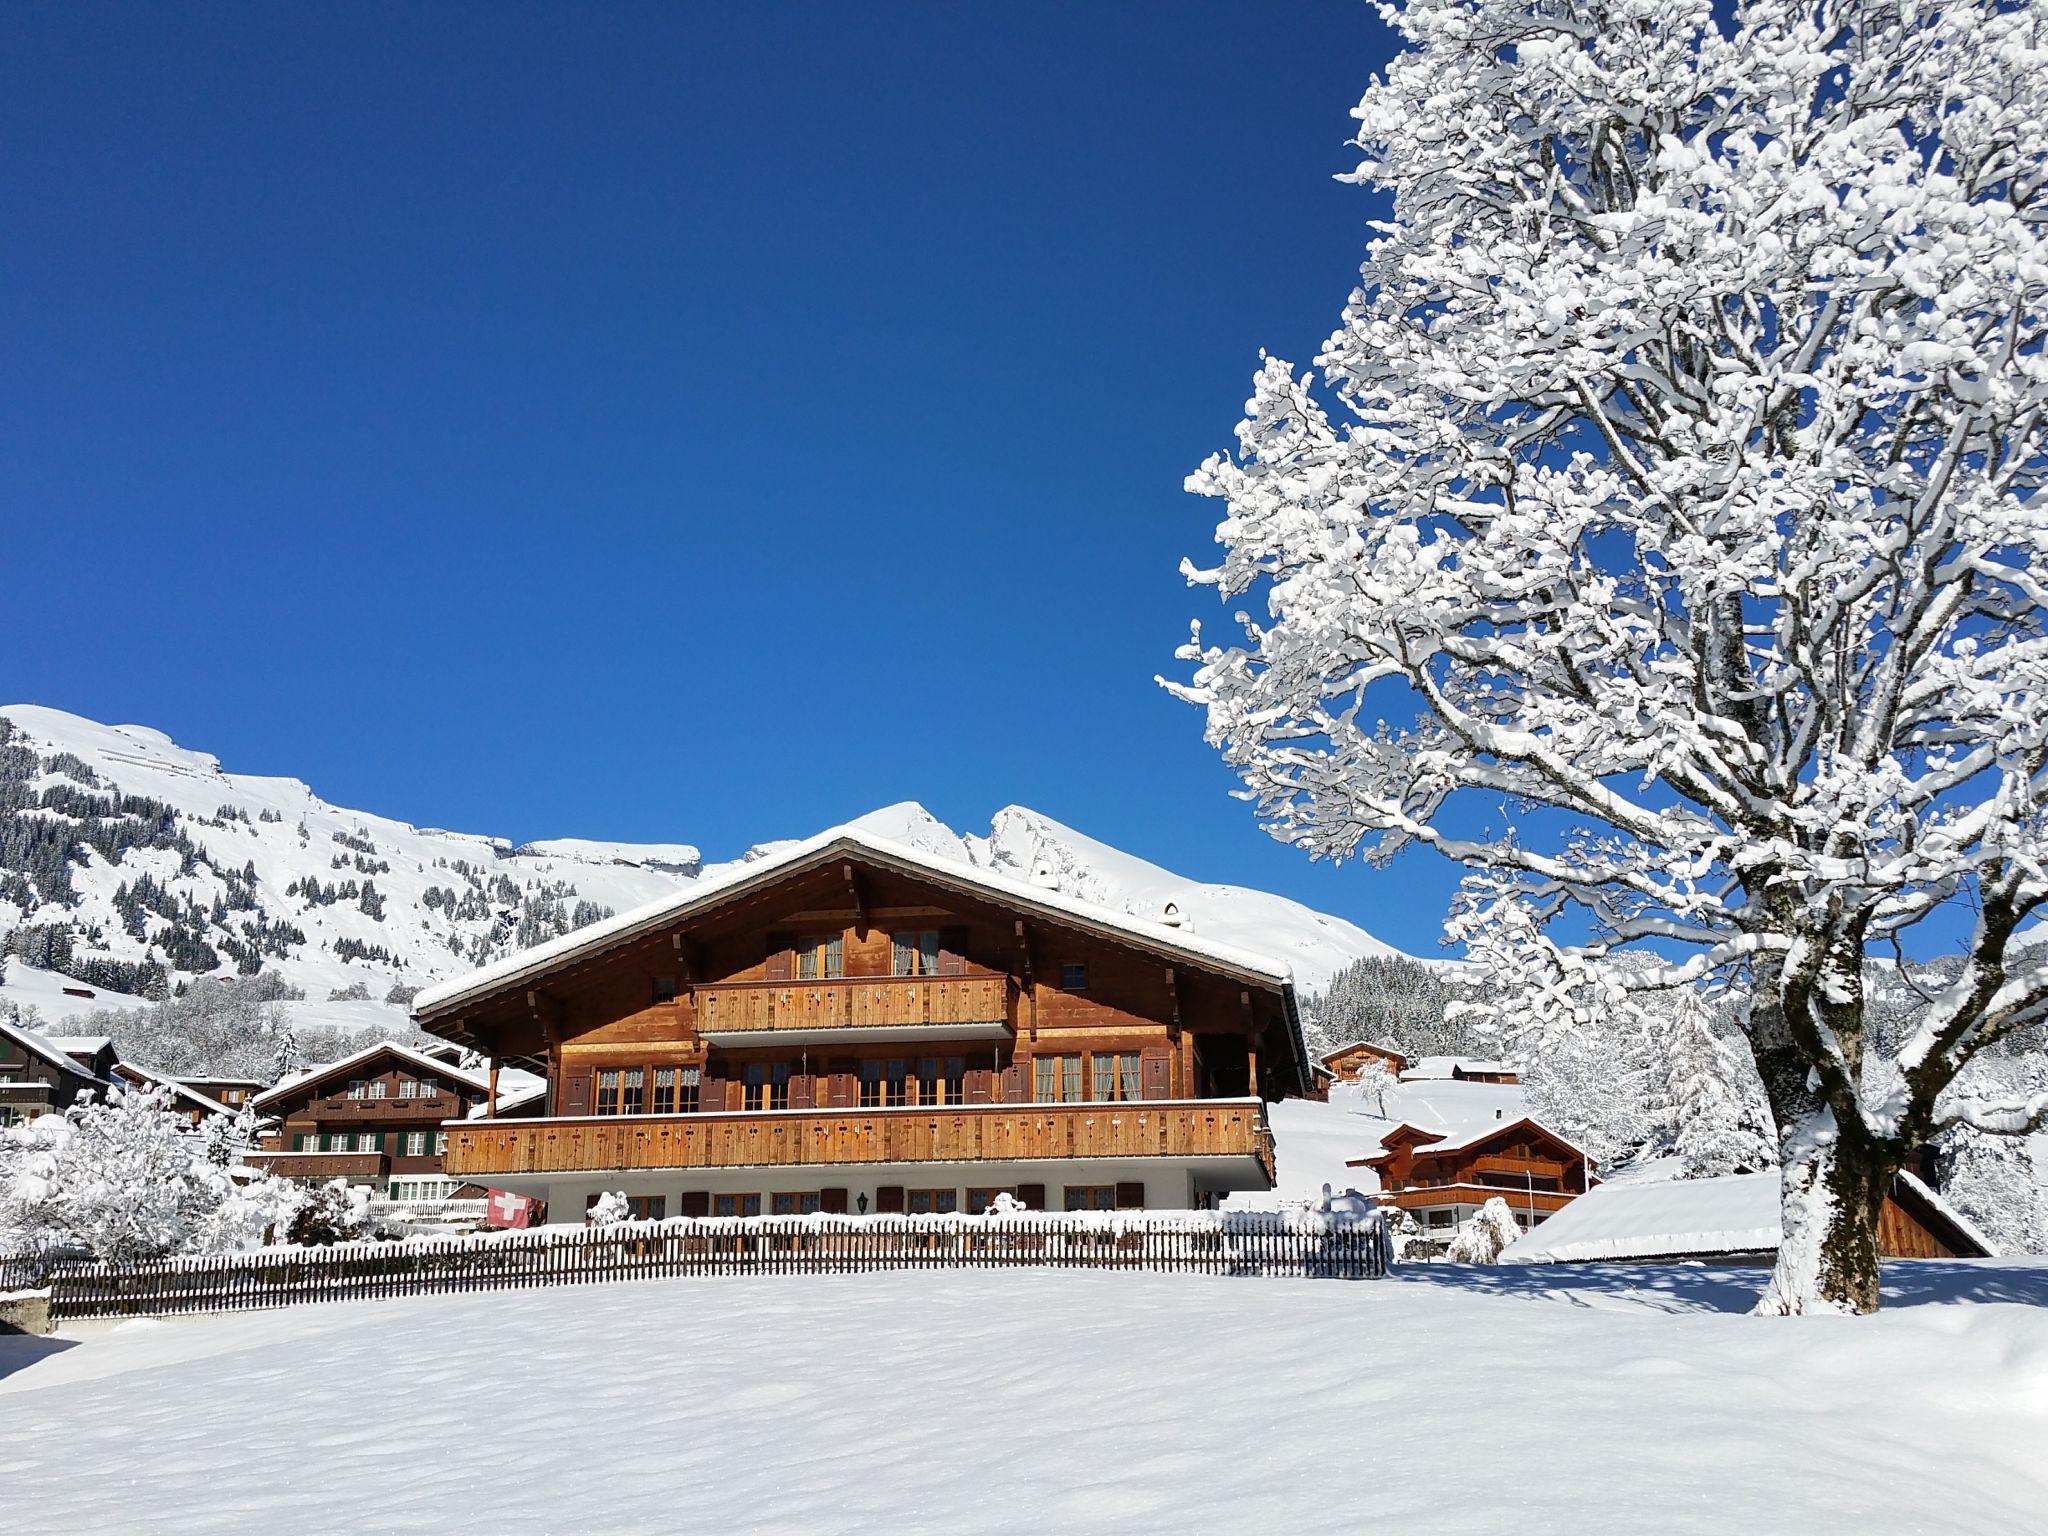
[1500, 1169, 1996, 1263]
[414, 819, 1299, 1018]
[1401, 1056, 1513, 1080]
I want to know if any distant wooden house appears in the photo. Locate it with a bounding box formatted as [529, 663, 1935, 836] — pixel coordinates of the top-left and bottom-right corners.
[1502, 1169, 1994, 1264]
[1320, 1040, 1408, 1080]
[175, 1075, 268, 1112]
[106, 1061, 234, 1126]
[1401, 1055, 1519, 1085]
[1353, 1114, 1593, 1235]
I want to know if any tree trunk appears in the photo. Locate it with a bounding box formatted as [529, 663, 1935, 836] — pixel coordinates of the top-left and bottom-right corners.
[1757, 1108, 1890, 1315]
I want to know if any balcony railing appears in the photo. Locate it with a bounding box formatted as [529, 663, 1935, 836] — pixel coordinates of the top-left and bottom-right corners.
[445, 1099, 1273, 1183]
[245, 1150, 391, 1179]
[1380, 1183, 1578, 1214]
[695, 974, 1009, 1036]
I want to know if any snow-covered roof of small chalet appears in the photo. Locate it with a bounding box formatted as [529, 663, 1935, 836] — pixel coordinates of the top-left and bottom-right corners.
[46, 1035, 113, 1056]
[1320, 1039, 1405, 1064]
[1501, 1169, 1996, 1263]
[252, 1038, 492, 1110]
[413, 821, 1300, 1019]
[1354, 1113, 1585, 1166]
[0, 1016, 106, 1084]
[112, 1061, 233, 1118]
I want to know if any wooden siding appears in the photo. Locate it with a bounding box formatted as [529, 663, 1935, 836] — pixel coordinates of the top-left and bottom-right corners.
[696, 975, 1009, 1034]
[245, 1151, 390, 1179]
[446, 1100, 1273, 1181]
[1878, 1193, 1964, 1260]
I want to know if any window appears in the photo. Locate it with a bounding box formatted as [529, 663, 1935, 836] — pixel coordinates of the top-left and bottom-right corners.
[347, 1080, 367, 1100]
[413, 1082, 434, 1101]
[677, 1066, 700, 1115]
[359, 1131, 381, 1152]
[404, 1131, 429, 1156]
[369, 1080, 388, 1099]
[398, 1079, 417, 1099]
[1091, 1053, 1140, 1102]
[627, 1195, 666, 1221]
[652, 975, 678, 1005]
[743, 1063, 791, 1111]
[966, 1187, 1014, 1213]
[596, 1070, 621, 1116]
[1060, 963, 1088, 990]
[793, 934, 844, 980]
[1063, 1186, 1116, 1211]
[620, 1068, 645, 1116]
[891, 930, 943, 976]
[435, 1131, 448, 1155]
[293, 1133, 311, 1151]
[916, 1056, 966, 1106]
[771, 1191, 822, 1215]
[907, 1188, 959, 1214]
[713, 1193, 762, 1217]
[860, 1059, 909, 1108]
[1031, 1055, 1083, 1103]
[652, 1066, 678, 1115]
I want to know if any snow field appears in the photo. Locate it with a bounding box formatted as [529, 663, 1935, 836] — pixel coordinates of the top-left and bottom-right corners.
[3, 1261, 2043, 1534]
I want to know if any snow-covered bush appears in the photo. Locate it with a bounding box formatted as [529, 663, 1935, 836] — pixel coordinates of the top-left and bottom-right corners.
[0, 1087, 302, 1262]
[285, 1179, 372, 1247]
[587, 1191, 631, 1226]
[1445, 1199, 1522, 1266]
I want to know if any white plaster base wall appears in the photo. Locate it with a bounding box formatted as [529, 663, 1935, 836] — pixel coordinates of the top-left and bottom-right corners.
[487, 1157, 1260, 1224]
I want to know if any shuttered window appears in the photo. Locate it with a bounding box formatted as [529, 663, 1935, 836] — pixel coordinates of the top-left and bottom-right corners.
[1063, 1185, 1117, 1211]
[965, 1187, 1013, 1213]
[713, 1193, 762, 1217]
[595, 1070, 622, 1117]
[771, 1192, 822, 1215]
[405, 1131, 428, 1156]
[892, 930, 943, 976]
[860, 1059, 908, 1108]
[907, 1189, 959, 1214]
[1090, 1053, 1140, 1101]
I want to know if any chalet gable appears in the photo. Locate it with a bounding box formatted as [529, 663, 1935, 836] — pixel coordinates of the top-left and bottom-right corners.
[253, 1040, 489, 1115]
[1356, 1115, 1588, 1170]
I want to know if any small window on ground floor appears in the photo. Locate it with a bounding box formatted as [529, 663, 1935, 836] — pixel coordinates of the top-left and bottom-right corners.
[907, 1188, 959, 1215]
[627, 1195, 666, 1221]
[771, 1191, 822, 1215]
[713, 1193, 763, 1218]
[1063, 1186, 1116, 1212]
[965, 1187, 1014, 1213]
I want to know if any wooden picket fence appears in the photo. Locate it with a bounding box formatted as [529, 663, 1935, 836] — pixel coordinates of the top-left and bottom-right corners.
[30, 1210, 1390, 1321]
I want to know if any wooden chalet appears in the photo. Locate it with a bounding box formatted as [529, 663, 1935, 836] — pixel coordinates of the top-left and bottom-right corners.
[0, 1020, 107, 1127]
[244, 1040, 494, 1200]
[1317, 1040, 1408, 1089]
[107, 1060, 234, 1126]
[1401, 1056, 1520, 1085]
[1353, 1115, 1593, 1235]
[410, 825, 1313, 1221]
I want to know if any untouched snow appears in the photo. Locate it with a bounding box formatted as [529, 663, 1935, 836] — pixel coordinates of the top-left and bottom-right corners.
[0, 960, 151, 1021]
[1248, 1078, 1535, 1206]
[2, 1262, 2043, 1533]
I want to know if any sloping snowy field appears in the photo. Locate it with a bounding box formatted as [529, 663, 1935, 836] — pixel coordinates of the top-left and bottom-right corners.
[3, 1261, 2043, 1534]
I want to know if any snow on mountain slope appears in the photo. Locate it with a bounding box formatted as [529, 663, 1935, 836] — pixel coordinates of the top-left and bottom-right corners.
[0, 708, 1411, 1026]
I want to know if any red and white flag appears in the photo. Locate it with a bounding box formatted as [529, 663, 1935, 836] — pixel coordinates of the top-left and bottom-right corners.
[484, 1189, 542, 1229]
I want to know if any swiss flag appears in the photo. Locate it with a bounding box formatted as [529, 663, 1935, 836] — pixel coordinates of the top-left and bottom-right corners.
[484, 1189, 543, 1229]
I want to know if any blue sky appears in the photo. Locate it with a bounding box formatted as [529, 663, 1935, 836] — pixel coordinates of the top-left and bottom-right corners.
[0, 3, 1496, 956]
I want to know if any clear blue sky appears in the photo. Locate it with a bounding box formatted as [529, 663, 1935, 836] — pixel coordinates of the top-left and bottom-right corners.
[0, 2, 1482, 956]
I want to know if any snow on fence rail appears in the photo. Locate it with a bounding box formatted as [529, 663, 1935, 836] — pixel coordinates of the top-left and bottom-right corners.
[29, 1208, 1391, 1320]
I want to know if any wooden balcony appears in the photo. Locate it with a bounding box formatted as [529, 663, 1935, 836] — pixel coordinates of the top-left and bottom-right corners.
[1380, 1183, 1578, 1215]
[445, 1099, 1273, 1183]
[245, 1150, 391, 1180]
[694, 974, 1010, 1042]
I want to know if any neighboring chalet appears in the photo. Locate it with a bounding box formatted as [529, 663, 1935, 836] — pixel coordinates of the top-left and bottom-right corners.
[0, 1019, 107, 1127]
[1312, 1040, 1409, 1097]
[1354, 1115, 1593, 1234]
[1502, 1170, 1994, 1263]
[1401, 1056, 1520, 1086]
[411, 825, 1312, 1221]
[244, 1041, 495, 1203]
[106, 1060, 233, 1126]
[175, 1075, 267, 1112]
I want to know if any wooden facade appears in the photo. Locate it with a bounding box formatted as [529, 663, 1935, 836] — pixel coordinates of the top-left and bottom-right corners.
[0, 1020, 105, 1127]
[1355, 1117, 1593, 1235]
[415, 836, 1308, 1216]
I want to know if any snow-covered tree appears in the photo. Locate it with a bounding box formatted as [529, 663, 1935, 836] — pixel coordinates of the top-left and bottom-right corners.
[588, 1191, 631, 1226]
[1446, 1197, 1523, 1264]
[1353, 1055, 1401, 1117]
[1664, 987, 1777, 1177]
[1171, 0, 2048, 1313]
[1935, 1121, 2046, 1256]
[0, 1087, 300, 1262]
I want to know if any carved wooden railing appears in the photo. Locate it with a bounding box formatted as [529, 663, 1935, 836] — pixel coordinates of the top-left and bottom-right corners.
[694, 974, 1009, 1034]
[445, 1099, 1273, 1180]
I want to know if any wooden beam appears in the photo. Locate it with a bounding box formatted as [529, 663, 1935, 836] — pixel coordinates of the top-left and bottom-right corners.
[487, 1058, 500, 1120]
[1014, 919, 1038, 1041]
[843, 863, 869, 938]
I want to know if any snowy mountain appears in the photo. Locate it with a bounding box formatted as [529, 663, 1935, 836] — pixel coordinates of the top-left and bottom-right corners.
[0, 705, 1409, 1026]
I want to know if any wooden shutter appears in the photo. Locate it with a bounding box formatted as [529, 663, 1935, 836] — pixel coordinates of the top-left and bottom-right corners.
[678, 1190, 709, 1218]
[1139, 1045, 1172, 1101]
[789, 1074, 814, 1111]
[1115, 1181, 1145, 1210]
[829, 1073, 856, 1109]
[964, 1068, 993, 1105]
[820, 1187, 849, 1214]
[697, 1076, 725, 1113]
[937, 925, 969, 976]
[560, 1069, 593, 1116]
[1000, 1062, 1027, 1103]
[1016, 1183, 1046, 1211]
[764, 932, 794, 981]
[875, 1185, 905, 1214]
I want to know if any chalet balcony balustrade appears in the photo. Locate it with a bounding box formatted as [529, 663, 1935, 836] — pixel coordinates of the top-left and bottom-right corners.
[244, 1150, 392, 1180]
[443, 1098, 1275, 1184]
[693, 974, 1011, 1043]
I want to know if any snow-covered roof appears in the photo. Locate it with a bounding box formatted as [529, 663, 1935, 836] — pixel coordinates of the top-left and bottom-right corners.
[113, 1062, 233, 1117]
[1357, 1113, 1586, 1164]
[1501, 1169, 1996, 1263]
[414, 823, 1300, 1018]
[469, 1077, 549, 1118]
[1894, 1170, 2000, 1259]
[46, 1035, 113, 1055]
[1320, 1039, 1405, 1063]
[252, 1038, 493, 1109]
[0, 1015, 105, 1084]
[1401, 1056, 1514, 1080]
